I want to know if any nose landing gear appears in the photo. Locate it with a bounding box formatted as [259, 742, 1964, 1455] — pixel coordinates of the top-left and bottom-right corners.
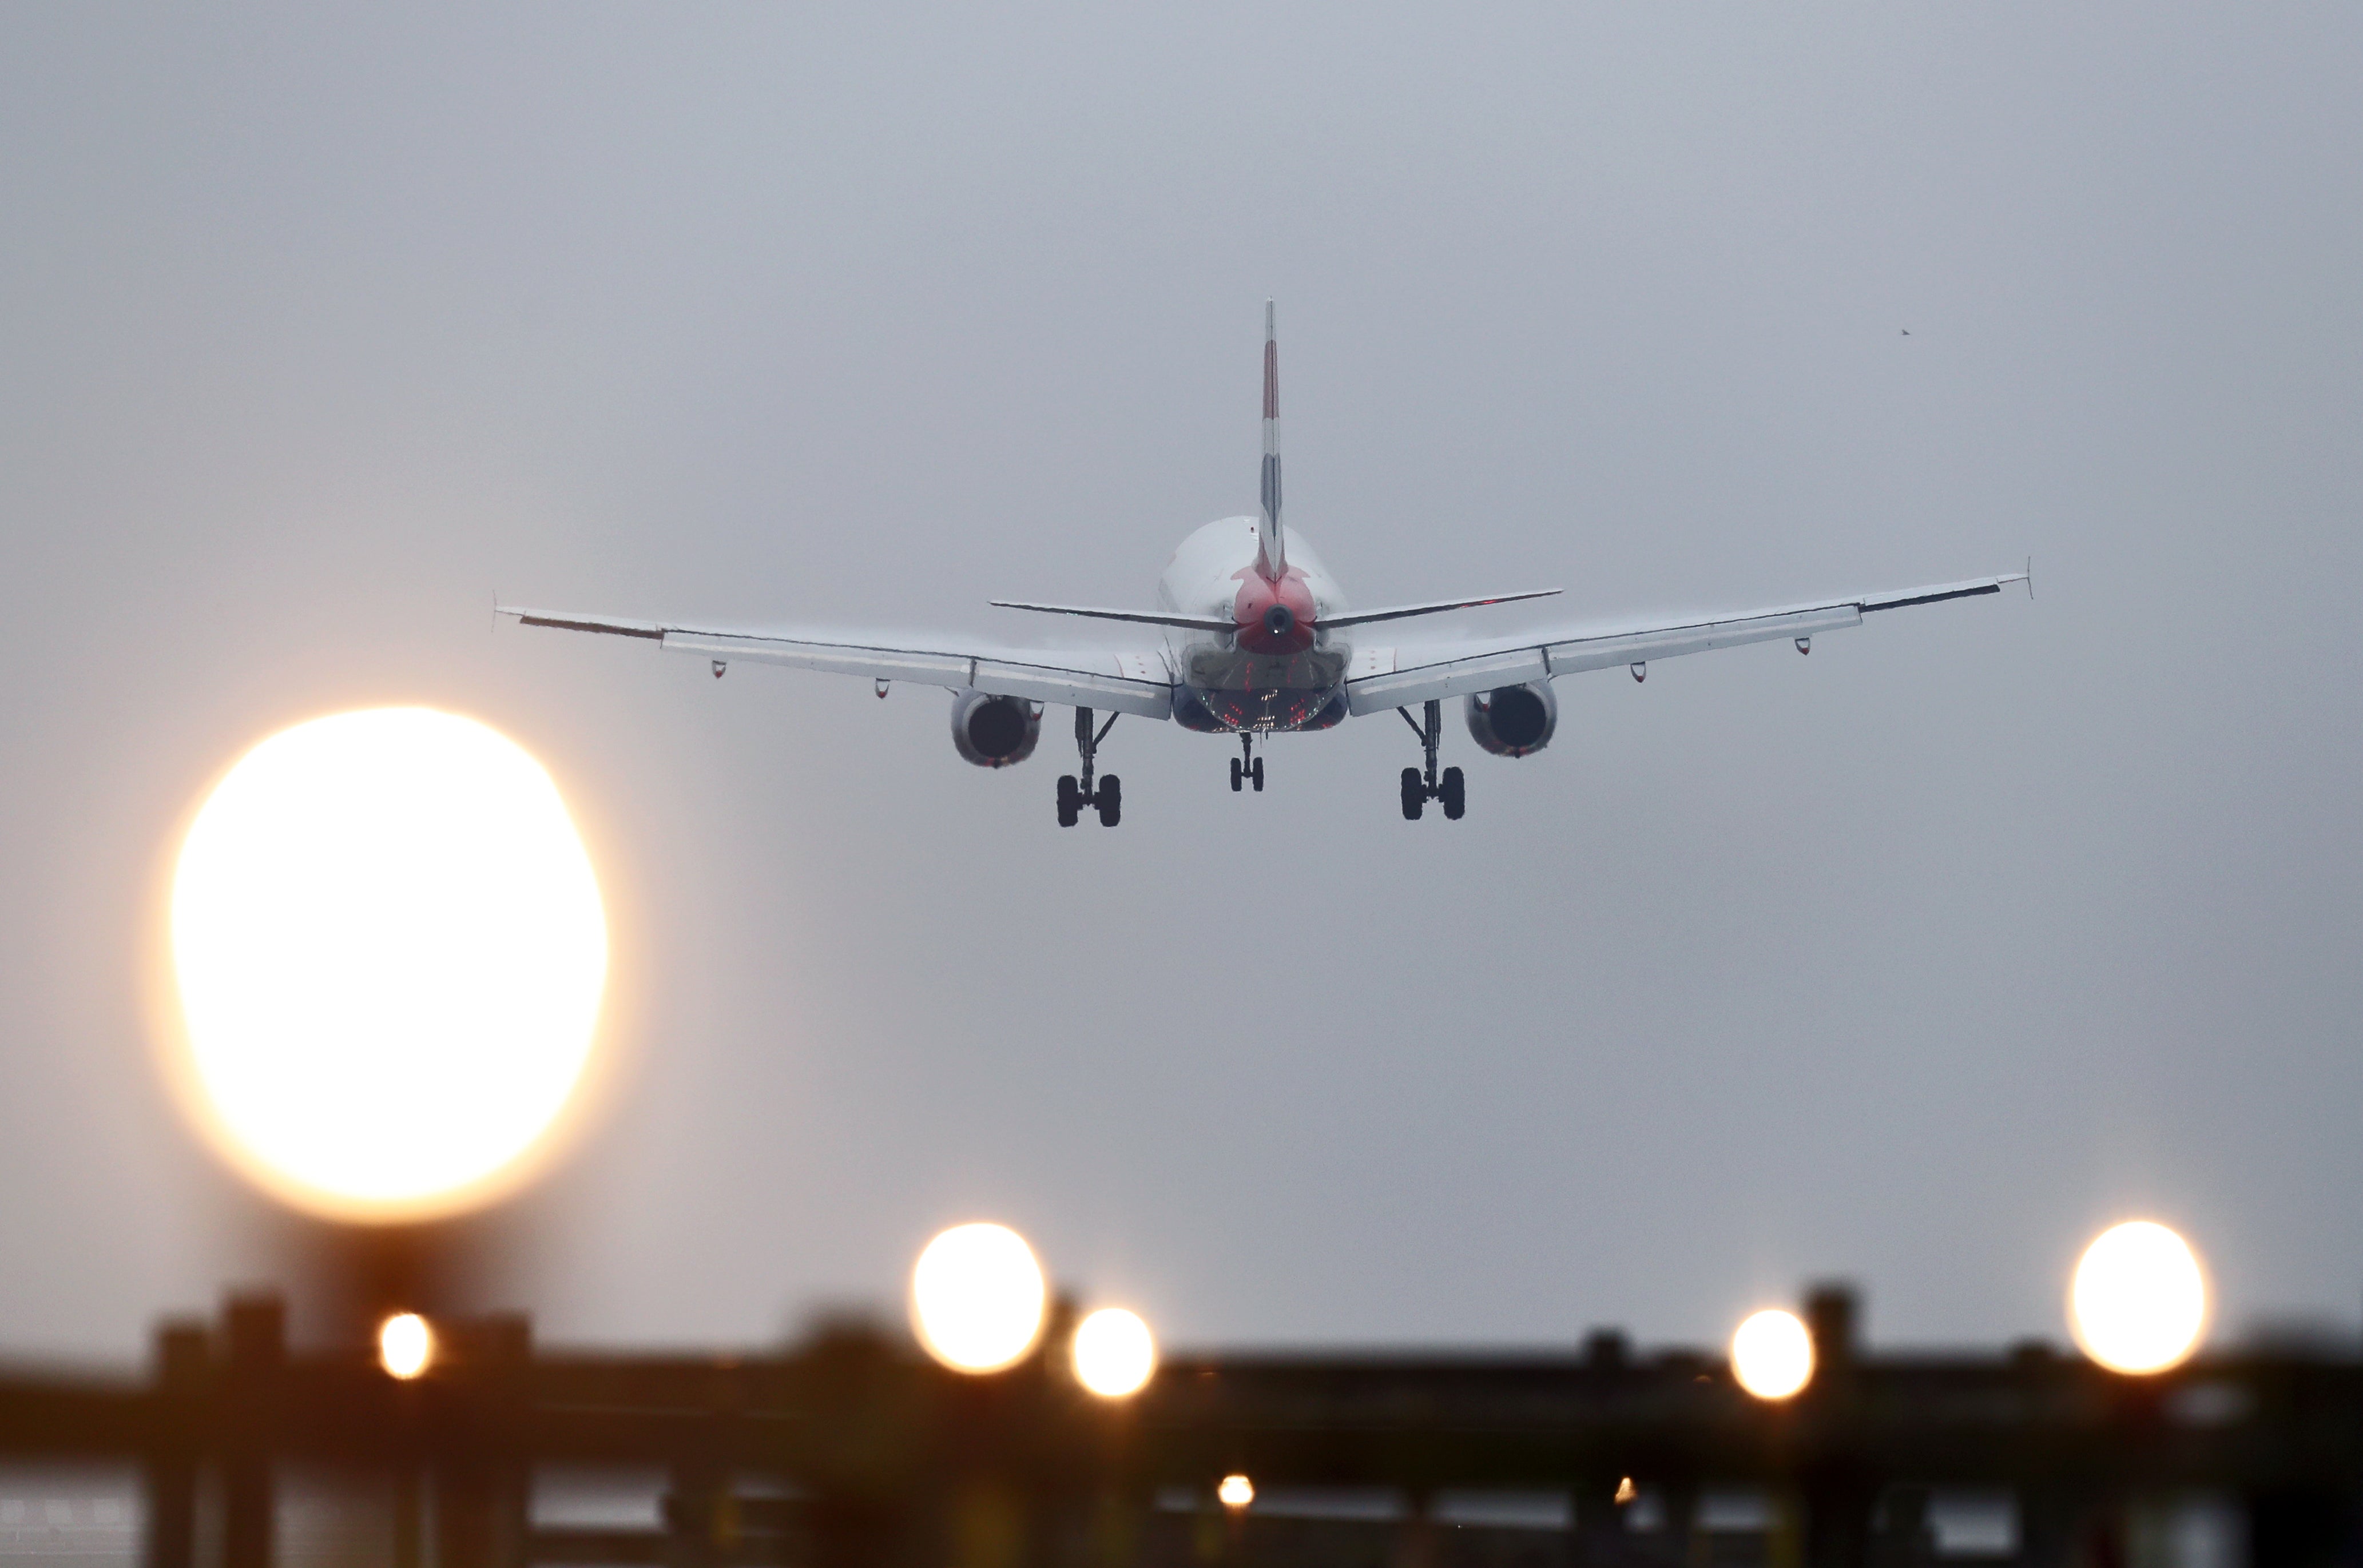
[1058, 707, 1121, 827]
[1397, 700, 1464, 821]
[1229, 734, 1265, 794]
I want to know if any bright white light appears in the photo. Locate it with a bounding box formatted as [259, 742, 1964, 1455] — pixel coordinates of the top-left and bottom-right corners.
[910, 1223, 1047, 1372]
[1218, 1475, 1254, 1509]
[1071, 1307, 1158, 1398]
[168, 709, 607, 1222]
[2070, 1221, 2208, 1374]
[1730, 1308, 1815, 1400]
[378, 1313, 433, 1379]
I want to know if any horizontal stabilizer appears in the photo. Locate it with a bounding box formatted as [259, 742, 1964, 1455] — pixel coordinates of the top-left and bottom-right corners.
[1316, 588, 1560, 629]
[991, 600, 1237, 632]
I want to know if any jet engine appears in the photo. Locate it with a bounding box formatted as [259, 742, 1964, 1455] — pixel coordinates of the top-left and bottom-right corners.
[950, 690, 1040, 767]
[1464, 682, 1557, 758]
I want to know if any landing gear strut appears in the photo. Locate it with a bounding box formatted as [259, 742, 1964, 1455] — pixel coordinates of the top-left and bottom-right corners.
[1058, 707, 1121, 827]
[1397, 700, 1464, 821]
[1229, 733, 1265, 794]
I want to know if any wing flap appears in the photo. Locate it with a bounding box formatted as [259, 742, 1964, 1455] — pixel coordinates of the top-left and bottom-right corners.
[512, 610, 666, 640]
[661, 632, 975, 686]
[1860, 576, 2018, 613]
[502, 604, 1173, 718]
[972, 658, 1170, 717]
[1543, 604, 1861, 675]
[1349, 571, 2023, 714]
[1347, 649, 1550, 713]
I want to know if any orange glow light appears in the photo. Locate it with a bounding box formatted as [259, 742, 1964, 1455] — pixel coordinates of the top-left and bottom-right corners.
[910, 1223, 1047, 1372]
[378, 1313, 433, 1379]
[1071, 1307, 1158, 1398]
[2070, 1221, 2209, 1374]
[1730, 1308, 1815, 1400]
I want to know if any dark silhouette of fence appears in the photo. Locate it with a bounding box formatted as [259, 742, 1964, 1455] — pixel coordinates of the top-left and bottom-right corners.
[0, 1286, 2354, 1568]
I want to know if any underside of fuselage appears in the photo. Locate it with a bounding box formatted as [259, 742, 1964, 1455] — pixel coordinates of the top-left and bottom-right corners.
[1173, 682, 1350, 733]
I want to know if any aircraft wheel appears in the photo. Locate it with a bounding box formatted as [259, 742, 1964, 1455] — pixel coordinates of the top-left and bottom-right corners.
[1440, 766, 1466, 820]
[1230, 758, 1242, 793]
[1097, 775, 1122, 827]
[1251, 757, 1264, 792]
[1400, 767, 1424, 821]
[1057, 775, 1081, 827]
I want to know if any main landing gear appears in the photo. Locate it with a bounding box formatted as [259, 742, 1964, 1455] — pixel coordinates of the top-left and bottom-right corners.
[1229, 733, 1265, 794]
[1058, 707, 1121, 827]
[1397, 699, 1464, 821]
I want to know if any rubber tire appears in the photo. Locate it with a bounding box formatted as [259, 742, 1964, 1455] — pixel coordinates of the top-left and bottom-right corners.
[1230, 757, 1242, 792]
[1097, 775, 1122, 827]
[1440, 766, 1466, 820]
[1252, 757, 1264, 792]
[1400, 766, 1425, 821]
[1057, 775, 1081, 827]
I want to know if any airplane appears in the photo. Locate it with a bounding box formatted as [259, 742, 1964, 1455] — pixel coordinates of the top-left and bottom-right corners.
[501, 304, 2026, 827]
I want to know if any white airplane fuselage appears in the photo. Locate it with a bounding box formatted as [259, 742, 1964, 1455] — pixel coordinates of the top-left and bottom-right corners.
[1157, 515, 1355, 734]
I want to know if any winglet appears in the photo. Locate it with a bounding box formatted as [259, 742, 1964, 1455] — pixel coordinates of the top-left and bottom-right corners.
[1257, 300, 1286, 582]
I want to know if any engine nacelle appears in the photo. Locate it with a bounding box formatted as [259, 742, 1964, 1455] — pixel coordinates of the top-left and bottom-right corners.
[950, 689, 1040, 767]
[1464, 682, 1558, 757]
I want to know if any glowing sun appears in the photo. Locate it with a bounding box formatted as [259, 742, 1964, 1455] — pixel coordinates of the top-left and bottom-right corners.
[168, 707, 607, 1221]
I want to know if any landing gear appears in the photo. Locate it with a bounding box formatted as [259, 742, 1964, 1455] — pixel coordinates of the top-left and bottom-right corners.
[1058, 707, 1121, 827]
[1396, 699, 1467, 822]
[1231, 734, 1265, 794]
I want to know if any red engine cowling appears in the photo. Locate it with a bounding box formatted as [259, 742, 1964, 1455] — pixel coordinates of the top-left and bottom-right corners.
[1464, 682, 1557, 757]
[950, 690, 1040, 767]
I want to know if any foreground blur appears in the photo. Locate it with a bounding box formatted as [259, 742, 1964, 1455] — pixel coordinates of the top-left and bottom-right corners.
[0, 1280, 2336, 1568]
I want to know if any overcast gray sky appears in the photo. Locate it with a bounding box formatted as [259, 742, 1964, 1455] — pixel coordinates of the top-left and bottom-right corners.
[3, 5, 2360, 1360]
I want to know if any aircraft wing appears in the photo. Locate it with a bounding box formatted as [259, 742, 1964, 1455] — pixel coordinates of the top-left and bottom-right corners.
[1345, 572, 2027, 715]
[499, 606, 1174, 719]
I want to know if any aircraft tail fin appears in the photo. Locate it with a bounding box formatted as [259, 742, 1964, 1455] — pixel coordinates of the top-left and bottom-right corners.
[1257, 300, 1286, 582]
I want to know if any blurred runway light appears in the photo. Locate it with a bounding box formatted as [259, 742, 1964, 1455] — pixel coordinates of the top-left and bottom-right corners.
[909, 1223, 1047, 1372]
[2070, 1221, 2209, 1374]
[165, 707, 607, 1222]
[1070, 1307, 1158, 1398]
[1730, 1308, 1815, 1400]
[1218, 1475, 1254, 1509]
[378, 1312, 433, 1379]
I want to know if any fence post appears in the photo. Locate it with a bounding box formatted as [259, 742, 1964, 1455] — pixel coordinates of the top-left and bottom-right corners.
[221, 1294, 284, 1568]
[144, 1320, 207, 1568]
[1801, 1286, 1870, 1568]
[436, 1313, 532, 1568]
